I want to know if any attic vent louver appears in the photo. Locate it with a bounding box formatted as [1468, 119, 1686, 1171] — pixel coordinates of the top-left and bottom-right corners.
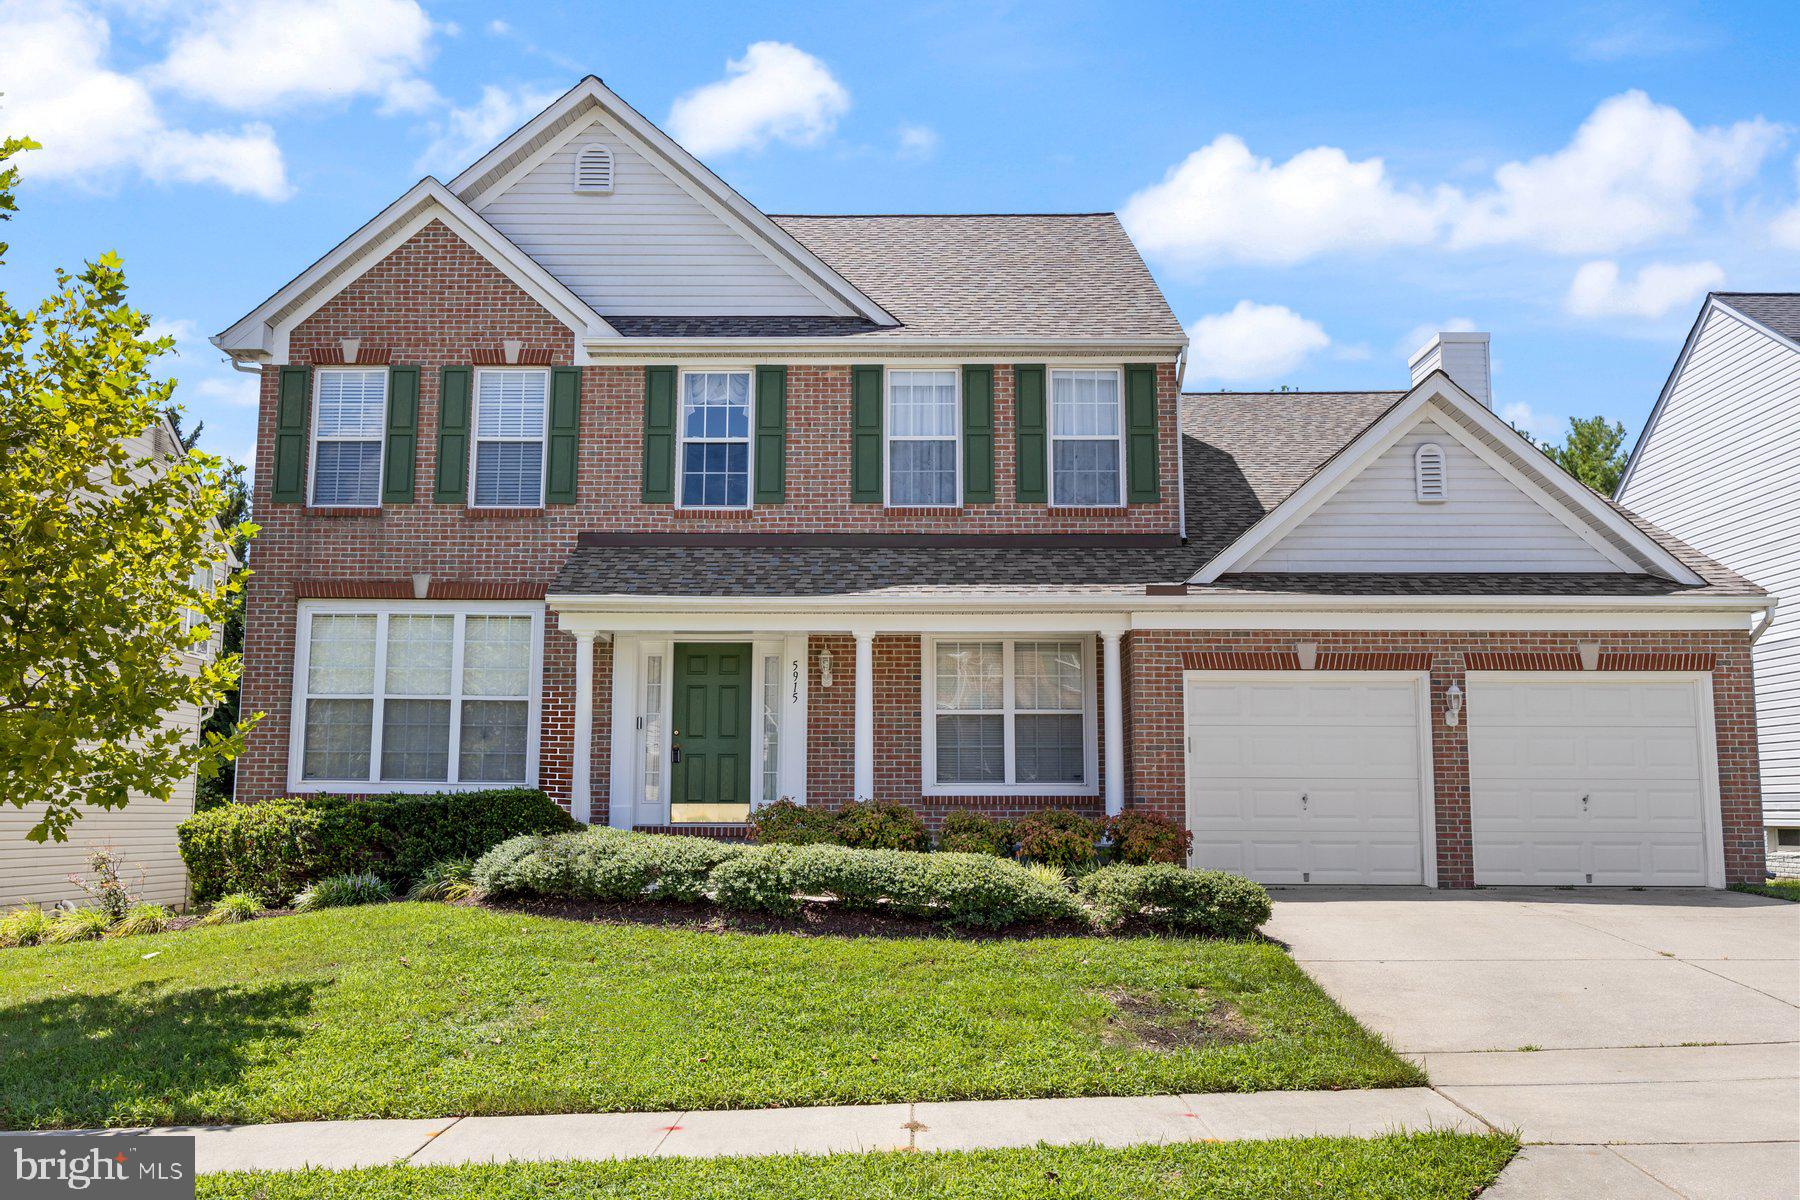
[573, 143, 614, 194]
[1414, 442, 1447, 502]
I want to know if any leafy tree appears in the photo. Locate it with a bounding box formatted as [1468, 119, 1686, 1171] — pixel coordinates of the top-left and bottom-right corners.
[0, 136, 258, 841]
[1532, 415, 1631, 496]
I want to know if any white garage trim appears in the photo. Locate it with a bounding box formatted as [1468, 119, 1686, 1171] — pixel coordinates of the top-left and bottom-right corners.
[1181, 671, 1437, 887]
[1466, 672, 1724, 888]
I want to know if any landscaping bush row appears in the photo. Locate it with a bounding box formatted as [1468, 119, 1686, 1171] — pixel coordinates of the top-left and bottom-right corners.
[178, 788, 576, 903]
[750, 800, 1192, 870]
[473, 828, 1268, 936]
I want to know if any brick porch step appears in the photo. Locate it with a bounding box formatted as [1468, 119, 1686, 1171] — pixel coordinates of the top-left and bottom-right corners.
[631, 823, 754, 842]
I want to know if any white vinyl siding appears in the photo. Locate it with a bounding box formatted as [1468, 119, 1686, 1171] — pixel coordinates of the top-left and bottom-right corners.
[310, 368, 387, 507]
[476, 115, 834, 316]
[1618, 306, 1800, 821]
[1247, 418, 1620, 572]
[0, 702, 202, 909]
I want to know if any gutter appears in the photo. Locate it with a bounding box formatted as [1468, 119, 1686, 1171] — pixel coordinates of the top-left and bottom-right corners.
[1752, 597, 1780, 642]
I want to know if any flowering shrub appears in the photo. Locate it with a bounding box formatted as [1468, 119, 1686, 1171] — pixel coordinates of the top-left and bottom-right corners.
[1012, 809, 1103, 872]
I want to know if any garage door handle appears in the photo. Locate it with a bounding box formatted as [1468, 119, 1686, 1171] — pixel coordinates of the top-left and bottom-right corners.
[1581, 794, 1589, 810]
[1301, 792, 1309, 809]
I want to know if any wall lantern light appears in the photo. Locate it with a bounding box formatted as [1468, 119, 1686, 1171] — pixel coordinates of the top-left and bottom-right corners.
[1444, 681, 1464, 727]
[818, 647, 834, 688]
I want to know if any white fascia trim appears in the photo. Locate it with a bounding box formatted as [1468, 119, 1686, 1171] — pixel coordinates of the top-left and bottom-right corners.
[581, 338, 1188, 364]
[1191, 370, 1704, 587]
[448, 77, 896, 326]
[216, 178, 617, 362]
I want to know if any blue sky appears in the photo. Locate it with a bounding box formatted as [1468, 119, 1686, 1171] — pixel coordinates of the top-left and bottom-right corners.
[2, 0, 1796, 472]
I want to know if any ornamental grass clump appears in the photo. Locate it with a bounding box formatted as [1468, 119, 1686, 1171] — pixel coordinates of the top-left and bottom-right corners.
[0, 904, 54, 947]
[293, 872, 393, 912]
[45, 906, 112, 943]
[109, 903, 172, 937]
[407, 857, 477, 902]
[198, 892, 264, 925]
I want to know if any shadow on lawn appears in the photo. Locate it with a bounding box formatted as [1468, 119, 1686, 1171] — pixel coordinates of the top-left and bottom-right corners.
[0, 980, 319, 1129]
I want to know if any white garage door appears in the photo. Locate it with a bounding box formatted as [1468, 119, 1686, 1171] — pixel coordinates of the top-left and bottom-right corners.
[1468, 677, 1713, 886]
[1183, 675, 1427, 884]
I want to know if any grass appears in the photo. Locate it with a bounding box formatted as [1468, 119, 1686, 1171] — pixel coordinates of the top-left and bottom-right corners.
[197, 1134, 1519, 1200]
[1732, 879, 1800, 901]
[0, 902, 1419, 1129]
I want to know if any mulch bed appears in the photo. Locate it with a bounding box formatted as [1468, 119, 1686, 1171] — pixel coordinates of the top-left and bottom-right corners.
[475, 895, 1106, 941]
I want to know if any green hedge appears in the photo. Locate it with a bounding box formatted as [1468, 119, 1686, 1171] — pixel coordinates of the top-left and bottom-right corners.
[1078, 864, 1272, 938]
[475, 827, 740, 904]
[749, 799, 929, 850]
[179, 789, 576, 903]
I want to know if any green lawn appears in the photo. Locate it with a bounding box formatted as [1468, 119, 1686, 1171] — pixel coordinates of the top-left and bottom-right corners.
[198, 1135, 1518, 1200]
[1732, 879, 1800, 901]
[0, 902, 1418, 1129]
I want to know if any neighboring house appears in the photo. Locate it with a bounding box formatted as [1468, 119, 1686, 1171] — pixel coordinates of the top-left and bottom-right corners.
[0, 416, 227, 910]
[213, 77, 1772, 888]
[1619, 293, 1800, 877]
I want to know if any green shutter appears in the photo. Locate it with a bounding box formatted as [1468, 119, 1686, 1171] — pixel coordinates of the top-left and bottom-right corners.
[851, 365, 883, 503]
[962, 364, 994, 504]
[754, 365, 787, 504]
[642, 365, 677, 504]
[434, 366, 471, 505]
[1124, 363, 1160, 503]
[1014, 364, 1047, 504]
[271, 365, 311, 503]
[546, 366, 582, 504]
[381, 366, 418, 504]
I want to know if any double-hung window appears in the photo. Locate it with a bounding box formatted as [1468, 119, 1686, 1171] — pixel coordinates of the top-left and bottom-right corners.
[472, 369, 549, 508]
[311, 368, 387, 507]
[1049, 368, 1123, 506]
[295, 604, 540, 790]
[927, 638, 1092, 794]
[886, 369, 959, 506]
[680, 370, 752, 508]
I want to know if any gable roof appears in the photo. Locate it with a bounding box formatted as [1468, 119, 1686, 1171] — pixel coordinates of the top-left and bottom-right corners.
[213, 178, 615, 359]
[1617, 292, 1800, 496]
[1191, 371, 1706, 586]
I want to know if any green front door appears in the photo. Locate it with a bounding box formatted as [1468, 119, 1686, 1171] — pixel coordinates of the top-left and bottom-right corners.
[670, 643, 753, 823]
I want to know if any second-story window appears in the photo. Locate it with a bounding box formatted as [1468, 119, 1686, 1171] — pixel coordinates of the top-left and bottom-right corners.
[473, 368, 549, 508]
[311, 367, 387, 507]
[1049, 368, 1123, 506]
[680, 370, 751, 508]
[887, 369, 959, 506]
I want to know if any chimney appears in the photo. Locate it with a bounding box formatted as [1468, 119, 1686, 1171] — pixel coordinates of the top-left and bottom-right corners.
[1409, 331, 1491, 408]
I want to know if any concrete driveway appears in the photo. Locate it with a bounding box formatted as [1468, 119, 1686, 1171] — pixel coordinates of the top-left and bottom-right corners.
[1266, 888, 1800, 1200]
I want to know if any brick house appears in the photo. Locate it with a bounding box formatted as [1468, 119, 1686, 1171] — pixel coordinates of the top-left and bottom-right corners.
[215, 77, 1773, 888]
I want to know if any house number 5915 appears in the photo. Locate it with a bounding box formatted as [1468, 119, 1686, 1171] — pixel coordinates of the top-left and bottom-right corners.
[791, 658, 801, 703]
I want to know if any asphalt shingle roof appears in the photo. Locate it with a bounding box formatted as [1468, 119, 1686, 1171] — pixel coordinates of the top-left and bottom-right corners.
[1713, 293, 1800, 341]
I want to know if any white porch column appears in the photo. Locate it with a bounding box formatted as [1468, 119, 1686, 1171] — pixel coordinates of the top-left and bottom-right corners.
[571, 630, 596, 824]
[1102, 630, 1125, 817]
[852, 630, 875, 802]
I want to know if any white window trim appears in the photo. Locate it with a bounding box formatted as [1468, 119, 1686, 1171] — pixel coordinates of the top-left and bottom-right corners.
[920, 635, 1098, 798]
[287, 599, 545, 794]
[1047, 367, 1125, 508]
[469, 367, 551, 510]
[675, 367, 757, 511]
[308, 366, 387, 509]
[884, 366, 963, 509]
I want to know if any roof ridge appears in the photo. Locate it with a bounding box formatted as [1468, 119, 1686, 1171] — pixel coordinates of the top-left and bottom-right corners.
[769, 212, 1118, 219]
[1181, 389, 1407, 397]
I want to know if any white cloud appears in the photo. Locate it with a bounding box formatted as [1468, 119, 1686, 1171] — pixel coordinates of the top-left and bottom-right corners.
[414, 84, 561, 177]
[1565, 259, 1724, 319]
[1772, 156, 1800, 250]
[1569, 7, 1709, 61]
[154, 0, 439, 113]
[1121, 135, 1450, 267]
[897, 123, 939, 161]
[1184, 301, 1331, 385]
[0, 0, 289, 199]
[667, 42, 849, 157]
[1451, 91, 1780, 254]
[1501, 401, 1566, 444]
[487, 18, 510, 35]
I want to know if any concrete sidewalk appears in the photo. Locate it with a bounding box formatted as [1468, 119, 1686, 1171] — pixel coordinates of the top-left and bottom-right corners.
[25, 1088, 1483, 1174]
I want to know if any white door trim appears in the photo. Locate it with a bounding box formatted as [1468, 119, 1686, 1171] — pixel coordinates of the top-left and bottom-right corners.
[1181, 670, 1437, 887]
[1465, 671, 1724, 888]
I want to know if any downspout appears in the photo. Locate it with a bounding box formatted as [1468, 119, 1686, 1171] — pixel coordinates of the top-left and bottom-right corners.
[1175, 344, 1188, 542]
[1752, 598, 1779, 643]
[227, 354, 263, 375]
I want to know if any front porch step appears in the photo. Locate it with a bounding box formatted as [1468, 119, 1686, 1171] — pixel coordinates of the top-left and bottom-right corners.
[632, 823, 755, 842]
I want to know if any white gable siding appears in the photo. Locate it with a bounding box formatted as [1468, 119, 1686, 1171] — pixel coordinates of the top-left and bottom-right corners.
[1245, 418, 1621, 573]
[475, 115, 835, 316]
[1620, 305, 1800, 821]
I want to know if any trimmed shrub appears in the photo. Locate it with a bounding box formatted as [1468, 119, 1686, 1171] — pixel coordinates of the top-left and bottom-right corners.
[473, 828, 743, 904]
[46, 907, 112, 943]
[1078, 864, 1272, 938]
[0, 905, 54, 948]
[407, 858, 476, 902]
[1104, 811, 1193, 865]
[748, 798, 838, 845]
[829, 800, 931, 852]
[198, 893, 264, 926]
[936, 811, 1012, 857]
[109, 904, 172, 937]
[708, 845, 800, 916]
[179, 788, 576, 903]
[1013, 808, 1103, 872]
[294, 872, 393, 912]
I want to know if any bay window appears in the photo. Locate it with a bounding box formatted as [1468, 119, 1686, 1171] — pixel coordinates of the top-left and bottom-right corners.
[886, 369, 959, 506]
[679, 370, 752, 508]
[925, 637, 1094, 794]
[294, 603, 541, 790]
[472, 369, 549, 508]
[311, 368, 387, 507]
[1049, 369, 1123, 506]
